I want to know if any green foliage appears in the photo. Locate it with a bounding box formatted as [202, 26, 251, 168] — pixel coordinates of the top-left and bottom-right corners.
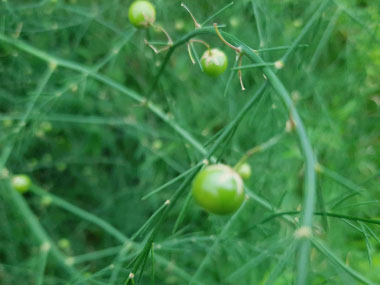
[0, 0, 379, 284]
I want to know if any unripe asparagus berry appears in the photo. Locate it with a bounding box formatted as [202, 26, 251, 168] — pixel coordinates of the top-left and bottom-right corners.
[200, 48, 228, 77]
[236, 163, 252, 180]
[11, 174, 32, 194]
[192, 164, 244, 215]
[128, 1, 156, 28]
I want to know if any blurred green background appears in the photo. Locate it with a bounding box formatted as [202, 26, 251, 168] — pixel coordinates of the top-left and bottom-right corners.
[0, 0, 379, 284]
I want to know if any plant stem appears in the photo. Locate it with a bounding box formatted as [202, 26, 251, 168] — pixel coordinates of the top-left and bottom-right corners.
[234, 131, 286, 170]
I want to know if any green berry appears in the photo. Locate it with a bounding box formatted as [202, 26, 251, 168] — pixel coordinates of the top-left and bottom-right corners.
[128, 1, 156, 28]
[11, 174, 32, 194]
[200, 48, 228, 77]
[236, 163, 252, 180]
[58, 238, 71, 250]
[192, 164, 244, 215]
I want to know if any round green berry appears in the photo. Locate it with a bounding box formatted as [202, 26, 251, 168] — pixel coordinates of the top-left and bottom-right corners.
[128, 1, 156, 28]
[11, 174, 32, 194]
[200, 48, 228, 77]
[192, 164, 244, 215]
[236, 163, 252, 180]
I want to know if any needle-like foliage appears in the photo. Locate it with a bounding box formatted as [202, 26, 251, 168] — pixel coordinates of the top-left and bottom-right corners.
[0, 0, 379, 284]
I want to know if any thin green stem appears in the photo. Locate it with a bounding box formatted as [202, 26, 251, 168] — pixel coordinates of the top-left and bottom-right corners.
[142, 162, 203, 200]
[172, 191, 192, 234]
[151, 244, 155, 285]
[72, 246, 123, 264]
[308, 8, 341, 70]
[231, 62, 275, 70]
[234, 131, 286, 169]
[200, 2, 234, 26]
[131, 201, 170, 241]
[254, 210, 380, 226]
[35, 246, 50, 285]
[251, 0, 265, 47]
[256, 44, 309, 53]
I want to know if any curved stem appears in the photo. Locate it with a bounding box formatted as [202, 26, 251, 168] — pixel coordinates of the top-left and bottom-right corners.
[181, 3, 201, 28]
[259, 211, 380, 226]
[187, 42, 196, 64]
[238, 53, 246, 90]
[213, 23, 241, 52]
[190, 39, 210, 50]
